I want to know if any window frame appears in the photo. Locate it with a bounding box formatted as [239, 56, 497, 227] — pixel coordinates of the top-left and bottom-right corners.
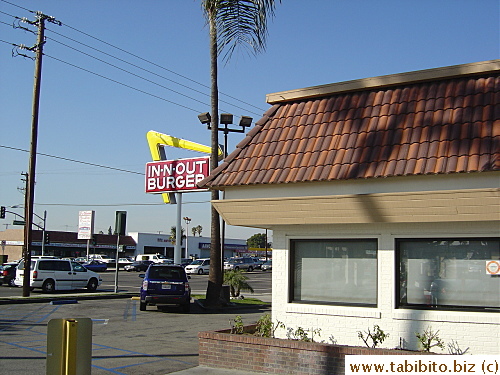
[289, 238, 379, 308]
[395, 237, 500, 313]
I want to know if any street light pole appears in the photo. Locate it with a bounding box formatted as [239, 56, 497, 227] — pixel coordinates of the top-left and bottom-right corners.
[199, 113, 253, 269]
[198, 112, 252, 305]
[183, 217, 191, 259]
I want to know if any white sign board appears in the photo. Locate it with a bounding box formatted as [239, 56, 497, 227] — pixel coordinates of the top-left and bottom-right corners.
[485, 260, 500, 275]
[78, 210, 95, 240]
[145, 156, 210, 194]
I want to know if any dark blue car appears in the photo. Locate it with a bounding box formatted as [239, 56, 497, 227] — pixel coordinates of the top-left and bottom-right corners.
[82, 260, 107, 272]
[139, 264, 191, 313]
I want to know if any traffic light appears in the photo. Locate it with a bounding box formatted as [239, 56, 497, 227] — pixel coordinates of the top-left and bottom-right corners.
[44, 232, 50, 244]
[0, 206, 5, 219]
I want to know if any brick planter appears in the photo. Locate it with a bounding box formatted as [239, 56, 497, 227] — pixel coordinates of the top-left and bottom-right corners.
[199, 325, 432, 375]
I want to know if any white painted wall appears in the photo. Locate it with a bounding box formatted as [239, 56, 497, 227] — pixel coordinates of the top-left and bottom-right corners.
[271, 221, 499, 354]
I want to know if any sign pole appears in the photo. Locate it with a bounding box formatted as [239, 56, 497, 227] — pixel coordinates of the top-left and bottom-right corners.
[174, 193, 182, 265]
[114, 234, 119, 293]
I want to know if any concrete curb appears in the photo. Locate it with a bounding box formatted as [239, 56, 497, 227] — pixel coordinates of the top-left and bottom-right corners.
[194, 298, 271, 311]
[0, 291, 137, 305]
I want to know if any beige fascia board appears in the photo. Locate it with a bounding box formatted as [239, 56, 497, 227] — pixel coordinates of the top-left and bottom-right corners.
[266, 59, 500, 104]
[212, 188, 500, 227]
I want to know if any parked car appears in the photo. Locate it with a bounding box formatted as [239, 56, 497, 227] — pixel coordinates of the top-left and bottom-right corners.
[89, 254, 115, 264]
[117, 257, 133, 266]
[82, 260, 107, 272]
[135, 254, 167, 264]
[184, 258, 210, 275]
[0, 263, 18, 287]
[261, 259, 272, 271]
[224, 257, 256, 272]
[14, 258, 102, 293]
[179, 258, 192, 267]
[124, 260, 154, 272]
[139, 264, 191, 312]
[252, 258, 265, 269]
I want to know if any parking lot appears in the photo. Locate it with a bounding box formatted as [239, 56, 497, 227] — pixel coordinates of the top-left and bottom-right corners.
[0, 271, 272, 374]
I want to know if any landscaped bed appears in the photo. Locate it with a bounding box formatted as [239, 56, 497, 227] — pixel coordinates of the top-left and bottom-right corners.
[199, 324, 437, 375]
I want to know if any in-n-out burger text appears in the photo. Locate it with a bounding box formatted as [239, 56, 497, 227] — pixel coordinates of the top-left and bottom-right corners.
[145, 156, 210, 193]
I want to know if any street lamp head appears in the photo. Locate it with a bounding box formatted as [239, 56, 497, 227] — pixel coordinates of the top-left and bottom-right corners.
[198, 112, 211, 124]
[183, 216, 191, 224]
[219, 113, 233, 125]
[239, 116, 253, 128]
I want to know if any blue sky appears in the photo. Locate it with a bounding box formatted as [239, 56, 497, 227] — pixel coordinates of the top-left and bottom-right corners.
[0, 0, 498, 240]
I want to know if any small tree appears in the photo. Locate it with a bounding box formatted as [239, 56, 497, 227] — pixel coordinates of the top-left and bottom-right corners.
[247, 233, 271, 249]
[169, 226, 185, 245]
[223, 269, 254, 297]
[358, 325, 389, 348]
[195, 225, 203, 237]
[416, 327, 445, 352]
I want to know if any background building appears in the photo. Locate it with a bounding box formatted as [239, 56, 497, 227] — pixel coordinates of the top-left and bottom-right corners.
[0, 228, 248, 262]
[128, 232, 247, 260]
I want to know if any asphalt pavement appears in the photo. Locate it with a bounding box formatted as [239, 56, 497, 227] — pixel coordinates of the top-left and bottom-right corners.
[0, 274, 273, 375]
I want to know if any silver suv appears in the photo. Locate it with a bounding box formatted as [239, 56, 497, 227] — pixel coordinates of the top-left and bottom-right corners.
[223, 257, 256, 272]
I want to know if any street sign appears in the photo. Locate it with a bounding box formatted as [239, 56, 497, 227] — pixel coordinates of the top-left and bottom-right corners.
[13, 220, 26, 226]
[78, 211, 95, 240]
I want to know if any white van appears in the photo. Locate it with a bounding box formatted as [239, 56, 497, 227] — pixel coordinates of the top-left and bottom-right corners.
[14, 258, 102, 293]
[184, 258, 210, 275]
[135, 254, 167, 263]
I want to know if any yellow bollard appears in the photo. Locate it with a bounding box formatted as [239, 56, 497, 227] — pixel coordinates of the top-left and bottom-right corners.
[46, 318, 92, 375]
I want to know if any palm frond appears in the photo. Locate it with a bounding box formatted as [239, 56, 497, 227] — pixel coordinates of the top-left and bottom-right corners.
[203, 0, 278, 62]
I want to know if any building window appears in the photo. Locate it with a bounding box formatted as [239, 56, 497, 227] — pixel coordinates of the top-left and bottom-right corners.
[290, 239, 378, 307]
[397, 238, 499, 311]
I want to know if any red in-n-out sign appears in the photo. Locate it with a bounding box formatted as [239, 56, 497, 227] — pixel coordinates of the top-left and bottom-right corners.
[145, 156, 210, 194]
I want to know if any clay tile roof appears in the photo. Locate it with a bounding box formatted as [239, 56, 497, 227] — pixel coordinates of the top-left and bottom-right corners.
[199, 60, 500, 189]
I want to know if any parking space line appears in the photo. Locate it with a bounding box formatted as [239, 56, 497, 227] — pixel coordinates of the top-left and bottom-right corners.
[90, 342, 196, 373]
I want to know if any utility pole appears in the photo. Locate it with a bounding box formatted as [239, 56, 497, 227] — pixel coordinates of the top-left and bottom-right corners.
[20, 11, 61, 297]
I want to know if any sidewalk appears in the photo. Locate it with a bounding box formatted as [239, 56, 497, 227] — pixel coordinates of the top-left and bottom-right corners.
[170, 366, 270, 375]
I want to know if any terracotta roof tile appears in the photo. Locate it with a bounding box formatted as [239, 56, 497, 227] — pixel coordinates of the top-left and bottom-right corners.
[199, 63, 500, 189]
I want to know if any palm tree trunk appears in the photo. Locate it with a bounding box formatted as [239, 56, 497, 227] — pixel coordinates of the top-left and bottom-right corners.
[205, 8, 223, 307]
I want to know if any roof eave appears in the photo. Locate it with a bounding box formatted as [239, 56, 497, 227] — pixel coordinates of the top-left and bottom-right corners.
[266, 59, 500, 104]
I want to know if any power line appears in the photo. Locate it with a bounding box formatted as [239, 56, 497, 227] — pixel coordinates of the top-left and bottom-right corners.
[36, 200, 211, 207]
[0, 144, 143, 175]
[43, 53, 203, 113]
[60, 22, 266, 113]
[0, 0, 33, 13]
[45, 31, 264, 116]
[0, 0, 266, 114]
[1, 35, 209, 113]
[46, 36, 220, 113]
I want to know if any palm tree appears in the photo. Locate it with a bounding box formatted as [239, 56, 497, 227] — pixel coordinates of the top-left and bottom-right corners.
[223, 269, 254, 297]
[196, 225, 203, 237]
[192, 226, 198, 237]
[169, 226, 185, 245]
[201, 0, 279, 307]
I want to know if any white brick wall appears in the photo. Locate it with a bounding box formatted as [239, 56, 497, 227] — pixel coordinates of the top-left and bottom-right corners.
[271, 222, 500, 355]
